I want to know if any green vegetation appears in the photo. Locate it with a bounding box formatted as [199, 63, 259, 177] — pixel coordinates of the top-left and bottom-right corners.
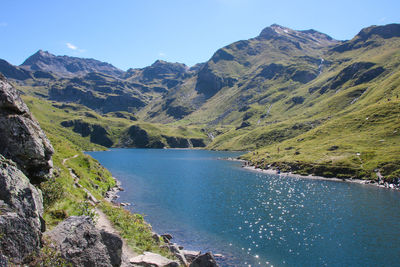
[19, 24, 400, 182]
[28, 237, 71, 267]
[22, 95, 176, 258]
[100, 202, 174, 258]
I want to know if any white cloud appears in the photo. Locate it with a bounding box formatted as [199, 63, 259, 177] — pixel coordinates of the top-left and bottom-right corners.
[66, 42, 78, 50]
[159, 52, 166, 57]
[380, 17, 387, 22]
[66, 42, 85, 53]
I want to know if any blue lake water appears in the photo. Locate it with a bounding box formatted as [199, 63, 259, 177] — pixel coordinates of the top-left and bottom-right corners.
[87, 149, 400, 266]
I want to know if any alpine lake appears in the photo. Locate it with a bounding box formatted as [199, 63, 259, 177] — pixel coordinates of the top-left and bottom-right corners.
[87, 149, 400, 267]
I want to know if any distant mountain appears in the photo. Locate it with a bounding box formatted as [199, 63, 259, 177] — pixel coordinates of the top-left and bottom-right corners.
[140, 24, 338, 121]
[2, 23, 400, 180]
[20, 50, 124, 78]
[0, 59, 32, 80]
[333, 23, 400, 52]
[123, 60, 192, 93]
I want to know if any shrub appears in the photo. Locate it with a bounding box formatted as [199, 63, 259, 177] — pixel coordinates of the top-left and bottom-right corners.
[75, 201, 98, 223]
[40, 179, 64, 209]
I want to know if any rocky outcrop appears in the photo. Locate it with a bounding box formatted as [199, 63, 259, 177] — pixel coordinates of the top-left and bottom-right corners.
[21, 50, 124, 78]
[190, 138, 206, 148]
[129, 252, 179, 267]
[195, 64, 237, 98]
[0, 74, 53, 184]
[0, 155, 45, 264]
[257, 24, 337, 48]
[49, 85, 146, 113]
[124, 60, 189, 95]
[100, 230, 123, 267]
[45, 216, 122, 267]
[257, 63, 317, 84]
[189, 252, 218, 267]
[119, 125, 163, 148]
[61, 119, 113, 147]
[165, 104, 194, 120]
[163, 136, 190, 148]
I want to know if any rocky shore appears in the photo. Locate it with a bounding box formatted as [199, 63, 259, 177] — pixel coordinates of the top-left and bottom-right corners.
[238, 159, 400, 191]
[103, 176, 220, 267]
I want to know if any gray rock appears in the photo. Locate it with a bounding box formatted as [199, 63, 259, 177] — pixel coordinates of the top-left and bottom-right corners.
[189, 252, 219, 267]
[0, 75, 54, 184]
[161, 233, 173, 243]
[181, 250, 201, 262]
[101, 230, 123, 267]
[130, 252, 179, 267]
[151, 232, 162, 244]
[0, 155, 44, 264]
[46, 216, 122, 267]
[164, 243, 188, 266]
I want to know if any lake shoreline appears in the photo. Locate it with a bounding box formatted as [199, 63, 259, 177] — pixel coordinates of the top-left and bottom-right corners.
[232, 159, 400, 190]
[104, 175, 221, 266]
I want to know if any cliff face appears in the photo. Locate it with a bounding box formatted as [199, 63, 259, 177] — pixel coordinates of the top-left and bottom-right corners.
[0, 75, 124, 266]
[0, 74, 54, 184]
[0, 75, 50, 263]
[0, 155, 45, 264]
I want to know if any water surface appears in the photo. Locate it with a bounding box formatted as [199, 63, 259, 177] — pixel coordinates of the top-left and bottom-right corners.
[88, 149, 400, 266]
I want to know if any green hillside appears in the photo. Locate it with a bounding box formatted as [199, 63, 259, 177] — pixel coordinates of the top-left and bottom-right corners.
[2, 23, 400, 182]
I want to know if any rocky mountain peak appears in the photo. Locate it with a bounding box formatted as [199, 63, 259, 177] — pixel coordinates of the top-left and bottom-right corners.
[258, 24, 337, 47]
[21, 50, 124, 78]
[35, 49, 52, 57]
[150, 59, 188, 72]
[258, 24, 288, 39]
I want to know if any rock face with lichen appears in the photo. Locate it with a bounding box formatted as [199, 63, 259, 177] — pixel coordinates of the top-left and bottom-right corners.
[0, 155, 45, 264]
[0, 75, 52, 264]
[0, 74, 53, 184]
[45, 216, 122, 267]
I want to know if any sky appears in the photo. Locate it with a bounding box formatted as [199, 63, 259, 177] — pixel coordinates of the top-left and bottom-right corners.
[0, 0, 399, 70]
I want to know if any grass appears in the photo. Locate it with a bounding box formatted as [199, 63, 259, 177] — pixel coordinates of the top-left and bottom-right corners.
[22, 95, 178, 260]
[100, 202, 175, 259]
[240, 100, 400, 180]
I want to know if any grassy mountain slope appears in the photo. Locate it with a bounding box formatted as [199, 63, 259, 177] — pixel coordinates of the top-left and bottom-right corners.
[140, 24, 338, 123]
[23, 96, 208, 149]
[1, 23, 399, 181]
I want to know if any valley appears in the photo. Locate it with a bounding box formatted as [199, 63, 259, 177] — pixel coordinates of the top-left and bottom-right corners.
[2, 23, 399, 183]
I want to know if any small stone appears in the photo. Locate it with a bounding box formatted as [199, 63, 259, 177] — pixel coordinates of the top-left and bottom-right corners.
[161, 233, 173, 243]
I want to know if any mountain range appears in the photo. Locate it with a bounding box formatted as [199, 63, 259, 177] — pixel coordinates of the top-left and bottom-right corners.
[1, 23, 400, 181]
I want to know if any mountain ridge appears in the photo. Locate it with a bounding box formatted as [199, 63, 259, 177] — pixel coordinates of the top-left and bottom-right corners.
[21, 50, 125, 78]
[1, 23, 400, 182]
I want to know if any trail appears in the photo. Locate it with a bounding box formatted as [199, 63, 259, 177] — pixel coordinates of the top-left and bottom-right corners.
[95, 208, 137, 266]
[62, 154, 137, 265]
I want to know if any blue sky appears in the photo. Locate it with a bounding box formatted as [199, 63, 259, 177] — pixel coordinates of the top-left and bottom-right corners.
[0, 0, 399, 70]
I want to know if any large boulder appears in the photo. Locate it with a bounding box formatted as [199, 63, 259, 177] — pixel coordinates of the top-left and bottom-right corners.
[45, 216, 122, 267]
[0, 155, 45, 264]
[100, 230, 123, 267]
[189, 252, 219, 267]
[0, 74, 53, 184]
